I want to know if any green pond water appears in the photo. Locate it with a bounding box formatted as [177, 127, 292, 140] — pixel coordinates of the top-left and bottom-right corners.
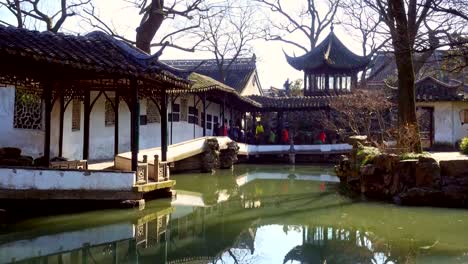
[1, 164, 468, 264]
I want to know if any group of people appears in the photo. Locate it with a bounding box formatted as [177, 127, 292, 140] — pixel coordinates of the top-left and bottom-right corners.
[252, 123, 289, 145]
[212, 119, 245, 142]
[212, 118, 328, 145]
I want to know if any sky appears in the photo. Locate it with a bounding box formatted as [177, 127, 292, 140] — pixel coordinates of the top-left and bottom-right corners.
[0, 0, 365, 90]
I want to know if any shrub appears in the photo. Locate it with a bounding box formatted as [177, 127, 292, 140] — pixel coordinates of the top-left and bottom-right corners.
[400, 152, 431, 160]
[460, 137, 468, 155]
[356, 144, 381, 165]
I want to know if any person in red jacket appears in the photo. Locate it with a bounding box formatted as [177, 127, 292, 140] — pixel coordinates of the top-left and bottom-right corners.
[281, 128, 289, 144]
[319, 131, 326, 144]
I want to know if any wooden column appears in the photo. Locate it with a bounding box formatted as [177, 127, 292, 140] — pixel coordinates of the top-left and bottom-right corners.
[160, 88, 168, 161]
[114, 90, 120, 157]
[130, 79, 140, 172]
[303, 72, 307, 90]
[351, 73, 358, 90]
[170, 95, 173, 144]
[58, 93, 65, 157]
[333, 76, 338, 94]
[325, 74, 330, 93]
[202, 93, 207, 137]
[83, 90, 90, 160]
[43, 83, 52, 164]
[222, 96, 226, 124]
[277, 111, 283, 140]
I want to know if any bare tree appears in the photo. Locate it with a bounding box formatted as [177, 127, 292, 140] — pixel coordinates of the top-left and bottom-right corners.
[0, 0, 91, 32]
[322, 89, 394, 142]
[339, 0, 390, 86]
[195, 1, 261, 82]
[254, 0, 341, 52]
[83, 0, 209, 53]
[361, 0, 444, 153]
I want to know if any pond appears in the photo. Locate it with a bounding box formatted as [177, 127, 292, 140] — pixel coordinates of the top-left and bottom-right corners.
[1, 164, 468, 263]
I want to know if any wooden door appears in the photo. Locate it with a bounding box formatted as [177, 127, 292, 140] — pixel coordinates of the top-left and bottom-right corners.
[416, 107, 434, 148]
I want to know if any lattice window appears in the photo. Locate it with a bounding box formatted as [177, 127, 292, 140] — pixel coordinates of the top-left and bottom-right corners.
[206, 114, 213, 130]
[147, 99, 160, 123]
[188, 106, 199, 124]
[13, 88, 43, 130]
[169, 103, 180, 122]
[105, 97, 115, 127]
[71, 99, 81, 131]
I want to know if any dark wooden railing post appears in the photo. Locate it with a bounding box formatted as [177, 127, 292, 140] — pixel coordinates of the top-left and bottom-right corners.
[114, 90, 120, 157]
[160, 88, 168, 161]
[202, 92, 207, 137]
[130, 79, 140, 172]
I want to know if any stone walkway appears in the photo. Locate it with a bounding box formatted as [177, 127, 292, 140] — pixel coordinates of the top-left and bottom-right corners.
[431, 152, 468, 162]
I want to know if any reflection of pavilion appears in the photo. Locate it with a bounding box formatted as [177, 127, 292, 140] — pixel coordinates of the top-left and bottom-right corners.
[283, 226, 376, 264]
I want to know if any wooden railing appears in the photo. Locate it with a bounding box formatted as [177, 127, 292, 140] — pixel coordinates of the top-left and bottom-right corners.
[135, 155, 171, 185]
[50, 160, 88, 170]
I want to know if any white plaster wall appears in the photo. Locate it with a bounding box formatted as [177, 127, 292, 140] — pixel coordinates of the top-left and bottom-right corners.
[239, 71, 263, 96]
[453, 101, 468, 143]
[0, 168, 135, 191]
[417, 101, 468, 144]
[0, 86, 45, 158]
[0, 87, 228, 160]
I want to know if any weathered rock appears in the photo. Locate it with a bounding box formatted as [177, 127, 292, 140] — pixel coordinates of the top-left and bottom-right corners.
[0, 147, 21, 159]
[335, 155, 351, 179]
[373, 154, 399, 174]
[394, 187, 443, 206]
[396, 159, 418, 189]
[440, 160, 468, 178]
[201, 138, 220, 172]
[347, 135, 368, 147]
[415, 156, 441, 188]
[51, 157, 68, 162]
[219, 141, 239, 169]
[33, 156, 49, 167]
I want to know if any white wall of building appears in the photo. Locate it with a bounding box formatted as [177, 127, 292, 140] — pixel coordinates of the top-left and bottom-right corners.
[417, 101, 468, 144]
[0, 86, 45, 157]
[239, 71, 263, 96]
[0, 167, 135, 191]
[0, 87, 230, 160]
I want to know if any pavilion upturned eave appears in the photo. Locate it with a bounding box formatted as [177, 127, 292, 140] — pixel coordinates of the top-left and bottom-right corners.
[284, 31, 370, 74]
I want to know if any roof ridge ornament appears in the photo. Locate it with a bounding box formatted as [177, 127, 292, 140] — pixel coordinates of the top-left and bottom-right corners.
[330, 22, 334, 32]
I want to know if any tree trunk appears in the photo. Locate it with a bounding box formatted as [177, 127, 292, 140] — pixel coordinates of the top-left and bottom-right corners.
[389, 0, 422, 153]
[135, 1, 165, 53]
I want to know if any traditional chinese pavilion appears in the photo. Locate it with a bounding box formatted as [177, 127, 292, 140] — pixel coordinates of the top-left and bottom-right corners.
[286, 26, 370, 96]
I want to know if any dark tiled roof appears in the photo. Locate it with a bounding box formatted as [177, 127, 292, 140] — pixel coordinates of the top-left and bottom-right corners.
[386, 76, 465, 101]
[247, 94, 341, 110]
[286, 32, 370, 73]
[0, 26, 189, 87]
[186, 73, 261, 107]
[367, 50, 465, 83]
[161, 56, 258, 92]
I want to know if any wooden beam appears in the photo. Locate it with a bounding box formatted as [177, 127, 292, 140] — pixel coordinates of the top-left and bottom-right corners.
[130, 79, 140, 172]
[43, 82, 53, 164]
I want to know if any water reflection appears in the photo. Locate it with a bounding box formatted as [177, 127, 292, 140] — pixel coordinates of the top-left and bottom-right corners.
[1, 165, 468, 264]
